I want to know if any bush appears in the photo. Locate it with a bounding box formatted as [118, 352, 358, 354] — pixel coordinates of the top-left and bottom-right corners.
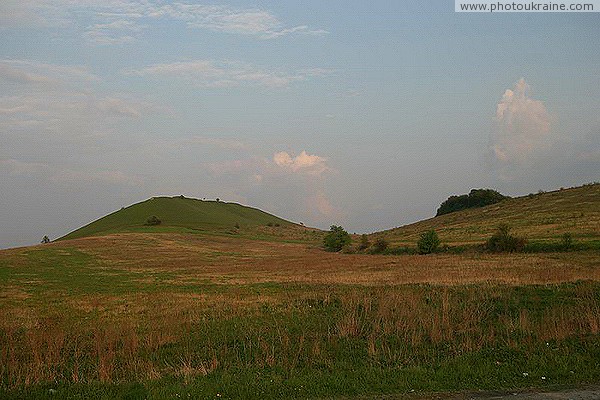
[358, 234, 370, 251]
[417, 230, 440, 254]
[561, 232, 573, 250]
[372, 238, 389, 254]
[146, 215, 162, 226]
[486, 224, 525, 253]
[323, 225, 351, 252]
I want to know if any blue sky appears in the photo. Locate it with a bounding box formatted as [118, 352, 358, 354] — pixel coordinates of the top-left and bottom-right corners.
[1, 0, 599, 248]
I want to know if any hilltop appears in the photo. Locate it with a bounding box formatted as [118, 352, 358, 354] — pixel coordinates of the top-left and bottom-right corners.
[374, 183, 600, 246]
[59, 196, 297, 241]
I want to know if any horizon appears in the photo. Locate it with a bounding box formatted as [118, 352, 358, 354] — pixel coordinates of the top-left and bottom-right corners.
[8, 182, 597, 249]
[1, 1, 599, 249]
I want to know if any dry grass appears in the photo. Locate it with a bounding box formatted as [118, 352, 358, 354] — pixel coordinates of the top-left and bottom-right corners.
[10, 232, 594, 288]
[1, 230, 600, 392]
[2, 283, 600, 388]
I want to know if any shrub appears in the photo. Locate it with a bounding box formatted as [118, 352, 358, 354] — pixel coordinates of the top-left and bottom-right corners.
[486, 224, 526, 253]
[372, 238, 389, 254]
[417, 230, 440, 254]
[146, 216, 161, 226]
[266, 222, 273, 227]
[234, 222, 240, 229]
[561, 232, 573, 250]
[323, 225, 351, 252]
[358, 234, 370, 251]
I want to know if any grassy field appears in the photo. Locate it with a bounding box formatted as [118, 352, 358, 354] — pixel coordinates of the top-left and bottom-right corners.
[1, 184, 600, 399]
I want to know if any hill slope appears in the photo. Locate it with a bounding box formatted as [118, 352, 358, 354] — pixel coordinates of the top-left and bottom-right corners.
[375, 183, 600, 246]
[60, 196, 295, 240]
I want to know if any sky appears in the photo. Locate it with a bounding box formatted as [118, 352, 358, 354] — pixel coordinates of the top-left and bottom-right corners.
[1, 1, 599, 249]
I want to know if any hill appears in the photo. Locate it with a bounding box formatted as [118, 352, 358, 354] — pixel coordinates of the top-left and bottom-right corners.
[59, 196, 296, 241]
[374, 183, 600, 246]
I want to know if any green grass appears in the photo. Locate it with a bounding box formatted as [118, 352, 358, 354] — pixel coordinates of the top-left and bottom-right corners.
[59, 196, 295, 241]
[2, 280, 600, 399]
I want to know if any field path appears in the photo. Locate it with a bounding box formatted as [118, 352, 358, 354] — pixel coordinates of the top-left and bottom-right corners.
[420, 386, 600, 399]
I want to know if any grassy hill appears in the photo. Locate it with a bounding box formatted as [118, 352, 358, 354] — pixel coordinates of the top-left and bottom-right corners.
[60, 196, 295, 241]
[374, 183, 600, 246]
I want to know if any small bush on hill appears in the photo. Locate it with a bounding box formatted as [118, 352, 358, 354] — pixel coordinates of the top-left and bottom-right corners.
[436, 189, 509, 216]
[486, 224, 526, 252]
[561, 232, 573, 250]
[372, 238, 389, 254]
[323, 225, 351, 252]
[358, 234, 370, 251]
[146, 216, 162, 226]
[417, 230, 440, 254]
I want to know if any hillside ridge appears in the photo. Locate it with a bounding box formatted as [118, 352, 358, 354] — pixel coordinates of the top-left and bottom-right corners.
[373, 183, 600, 245]
[59, 196, 295, 241]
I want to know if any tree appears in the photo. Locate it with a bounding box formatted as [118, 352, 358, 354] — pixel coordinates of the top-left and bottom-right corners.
[436, 189, 509, 216]
[486, 224, 526, 253]
[146, 215, 161, 226]
[358, 234, 370, 251]
[41, 235, 50, 244]
[323, 225, 351, 252]
[417, 230, 440, 254]
[372, 237, 389, 253]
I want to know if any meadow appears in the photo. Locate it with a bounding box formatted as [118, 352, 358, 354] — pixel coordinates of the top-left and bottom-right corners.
[1, 230, 600, 399]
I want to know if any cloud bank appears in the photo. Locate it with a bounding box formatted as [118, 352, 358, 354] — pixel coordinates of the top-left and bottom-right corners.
[0, 1, 328, 43]
[126, 61, 332, 88]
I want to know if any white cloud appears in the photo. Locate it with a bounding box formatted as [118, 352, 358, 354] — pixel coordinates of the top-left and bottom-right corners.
[1, 1, 327, 42]
[0, 59, 99, 87]
[121, 3, 327, 40]
[273, 150, 330, 176]
[126, 60, 330, 88]
[0, 60, 160, 134]
[307, 191, 337, 217]
[0, 93, 155, 134]
[96, 97, 144, 118]
[84, 19, 145, 44]
[491, 78, 552, 165]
